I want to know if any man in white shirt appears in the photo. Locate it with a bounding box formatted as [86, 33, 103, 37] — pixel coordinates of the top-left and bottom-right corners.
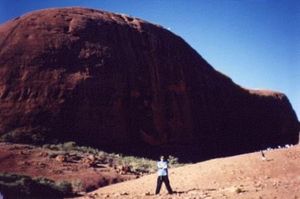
[155, 155, 173, 194]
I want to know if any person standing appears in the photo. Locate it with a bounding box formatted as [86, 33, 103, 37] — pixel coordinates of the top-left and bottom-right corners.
[155, 155, 173, 194]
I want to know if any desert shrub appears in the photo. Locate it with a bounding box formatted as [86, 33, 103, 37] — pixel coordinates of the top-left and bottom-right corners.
[120, 156, 157, 174]
[167, 155, 185, 167]
[46, 142, 77, 151]
[0, 173, 73, 198]
[0, 129, 46, 145]
[42, 143, 50, 149]
[168, 155, 179, 164]
[53, 180, 73, 194]
[62, 141, 77, 151]
[70, 179, 83, 192]
[48, 144, 60, 151]
[42, 142, 184, 174]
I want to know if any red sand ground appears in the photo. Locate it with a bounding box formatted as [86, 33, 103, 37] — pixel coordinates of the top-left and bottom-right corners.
[0, 143, 137, 192]
[77, 145, 300, 199]
[0, 142, 299, 198]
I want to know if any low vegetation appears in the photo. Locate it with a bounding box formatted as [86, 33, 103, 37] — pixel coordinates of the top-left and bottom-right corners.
[0, 173, 73, 198]
[0, 138, 185, 195]
[0, 128, 185, 174]
[0, 128, 47, 144]
[43, 141, 185, 174]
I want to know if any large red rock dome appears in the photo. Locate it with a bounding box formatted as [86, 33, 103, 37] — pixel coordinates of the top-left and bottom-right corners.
[0, 8, 298, 160]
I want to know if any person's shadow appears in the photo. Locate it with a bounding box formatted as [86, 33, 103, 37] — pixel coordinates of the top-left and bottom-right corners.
[171, 190, 185, 194]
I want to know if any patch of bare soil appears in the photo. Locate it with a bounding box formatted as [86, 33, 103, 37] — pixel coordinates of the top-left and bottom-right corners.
[78, 145, 300, 199]
[0, 142, 138, 193]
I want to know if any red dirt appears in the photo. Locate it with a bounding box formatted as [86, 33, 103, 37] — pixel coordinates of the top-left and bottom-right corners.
[78, 145, 300, 199]
[0, 143, 137, 192]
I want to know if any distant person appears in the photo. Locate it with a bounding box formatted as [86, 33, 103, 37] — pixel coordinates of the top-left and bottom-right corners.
[155, 155, 173, 195]
[260, 150, 266, 160]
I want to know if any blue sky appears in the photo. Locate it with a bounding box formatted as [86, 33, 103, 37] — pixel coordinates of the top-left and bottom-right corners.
[0, 0, 299, 119]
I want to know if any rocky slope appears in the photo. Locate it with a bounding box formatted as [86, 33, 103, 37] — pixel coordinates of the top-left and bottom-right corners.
[80, 145, 300, 199]
[0, 142, 139, 194]
[0, 7, 298, 160]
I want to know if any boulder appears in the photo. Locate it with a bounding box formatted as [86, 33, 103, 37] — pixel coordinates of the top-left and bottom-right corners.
[0, 8, 298, 160]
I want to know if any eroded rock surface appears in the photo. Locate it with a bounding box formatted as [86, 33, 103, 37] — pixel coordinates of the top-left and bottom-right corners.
[0, 8, 298, 160]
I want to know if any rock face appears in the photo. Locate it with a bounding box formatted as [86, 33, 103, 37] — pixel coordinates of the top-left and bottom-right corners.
[0, 8, 298, 160]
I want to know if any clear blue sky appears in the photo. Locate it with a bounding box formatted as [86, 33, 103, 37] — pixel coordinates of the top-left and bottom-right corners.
[0, 0, 299, 119]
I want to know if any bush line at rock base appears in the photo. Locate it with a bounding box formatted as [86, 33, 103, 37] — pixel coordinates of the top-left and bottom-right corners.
[42, 141, 185, 174]
[0, 173, 74, 198]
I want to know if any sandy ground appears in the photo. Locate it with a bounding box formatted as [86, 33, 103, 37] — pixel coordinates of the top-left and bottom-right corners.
[76, 145, 300, 199]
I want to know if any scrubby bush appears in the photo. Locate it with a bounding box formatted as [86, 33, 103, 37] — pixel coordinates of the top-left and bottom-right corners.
[0, 129, 46, 144]
[43, 141, 185, 174]
[119, 156, 157, 174]
[117, 155, 184, 174]
[0, 173, 73, 198]
[70, 179, 83, 192]
[62, 141, 77, 151]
